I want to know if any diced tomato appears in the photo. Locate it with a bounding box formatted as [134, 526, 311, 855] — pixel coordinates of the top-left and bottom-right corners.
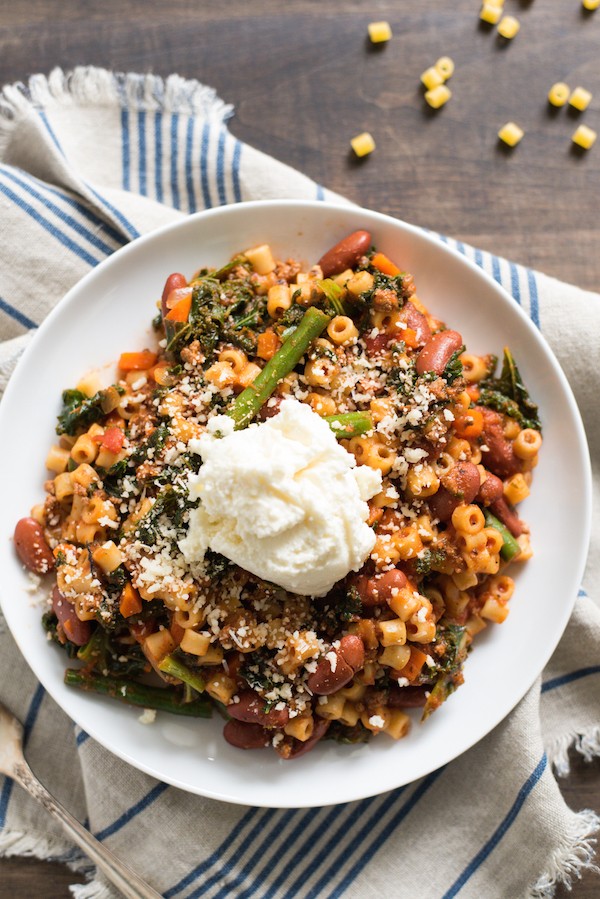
[101, 426, 125, 454]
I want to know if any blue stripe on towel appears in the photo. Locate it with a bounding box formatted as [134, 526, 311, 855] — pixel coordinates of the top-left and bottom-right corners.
[216, 129, 227, 205]
[170, 114, 180, 210]
[200, 123, 213, 209]
[163, 807, 261, 897]
[528, 269, 540, 328]
[121, 109, 131, 191]
[441, 754, 547, 898]
[154, 112, 164, 203]
[138, 110, 147, 196]
[0, 179, 101, 267]
[0, 295, 37, 329]
[541, 666, 600, 694]
[85, 184, 141, 240]
[325, 769, 445, 898]
[185, 117, 196, 213]
[95, 782, 169, 841]
[3, 168, 115, 256]
[232, 139, 242, 203]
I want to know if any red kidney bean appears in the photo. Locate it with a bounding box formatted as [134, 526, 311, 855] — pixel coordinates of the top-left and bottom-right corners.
[227, 690, 290, 728]
[402, 301, 431, 346]
[388, 685, 428, 708]
[161, 272, 187, 317]
[257, 395, 283, 421]
[14, 518, 54, 574]
[427, 461, 481, 522]
[490, 497, 524, 538]
[477, 472, 504, 506]
[337, 635, 365, 671]
[318, 230, 372, 278]
[363, 331, 393, 357]
[282, 719, 331, 760]
[307, 653, 353, 696]
[52, 587, 91, 646]
[477, 407, 522, 479]
[223, 719, 270, 750]
[415, 329, 463, 376]
[354, 570, 407, 607]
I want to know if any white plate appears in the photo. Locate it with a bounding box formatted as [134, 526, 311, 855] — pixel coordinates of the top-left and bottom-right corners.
[0, 201, 591, 808]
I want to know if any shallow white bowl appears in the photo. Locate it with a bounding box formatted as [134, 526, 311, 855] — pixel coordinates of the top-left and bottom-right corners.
[0, 200, 591, 807]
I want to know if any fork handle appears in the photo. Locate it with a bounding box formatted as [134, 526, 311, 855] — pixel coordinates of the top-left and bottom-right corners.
[13, 761, 163, 899]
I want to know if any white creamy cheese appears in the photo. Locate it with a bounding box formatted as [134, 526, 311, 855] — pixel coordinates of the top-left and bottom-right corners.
[179, 398, 382, 596]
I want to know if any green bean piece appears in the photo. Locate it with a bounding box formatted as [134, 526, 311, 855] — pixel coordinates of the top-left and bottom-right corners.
[158, 654, 206, 694]
[64, 669, 212, 718]
[483, 510, 521, 561]
[227, 307, 330, 429]
[324, 412, 373, 439]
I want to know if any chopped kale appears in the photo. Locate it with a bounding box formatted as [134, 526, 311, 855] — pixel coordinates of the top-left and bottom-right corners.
[135, 485, 194, 546]
[338, 586, 363, 622]
[480, 348, 541, 431]
[442, 348, 464, 384]
[129, 423, 169, 466]
[280, 302, 306, 330]
[325, 721, 371, 744]
[240, 651, 276, 693]
[100, 458, 130, 498]
[421, 623, 468, 721]
[414, 548, 447, 578]
[204, 549, 233, 582]
[56, 386, 124, 437]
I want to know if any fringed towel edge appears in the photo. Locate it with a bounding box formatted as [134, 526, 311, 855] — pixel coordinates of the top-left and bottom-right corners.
[547, 725, 600, 778]
[0, 66, 233, 148]
[527, 808, 600, 897]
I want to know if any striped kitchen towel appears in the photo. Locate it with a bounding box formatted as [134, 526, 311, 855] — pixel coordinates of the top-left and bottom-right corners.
[0, 67, 599, 899]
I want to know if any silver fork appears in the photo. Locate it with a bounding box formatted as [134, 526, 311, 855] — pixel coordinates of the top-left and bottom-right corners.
[0, 700, 162, 899]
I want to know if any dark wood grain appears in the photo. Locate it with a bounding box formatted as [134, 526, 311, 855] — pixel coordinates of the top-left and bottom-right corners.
[0, 0, 598, 896]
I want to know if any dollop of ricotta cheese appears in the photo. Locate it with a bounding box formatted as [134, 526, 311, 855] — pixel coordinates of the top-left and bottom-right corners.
[179, 398, 382, 596]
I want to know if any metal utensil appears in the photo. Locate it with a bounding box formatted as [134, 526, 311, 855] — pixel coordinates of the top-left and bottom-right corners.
[0, 700, 162, 899]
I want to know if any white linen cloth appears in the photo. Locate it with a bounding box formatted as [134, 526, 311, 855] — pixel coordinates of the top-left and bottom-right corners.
[0, 67, 599, 899]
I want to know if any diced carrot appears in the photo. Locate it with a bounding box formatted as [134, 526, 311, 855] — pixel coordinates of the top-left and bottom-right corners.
[100, 426, 125, 454]
[165, 293, 193, 322]
[118, 350, 158, 371]
[397, 646, 428, 682]
[454, 408, 484, 440]
[372, 252, 402, 277]
[119, 583, 143, 618]
[257, 329, 281, 360]
[402, 327, 418, 349]
[466, 385, 480, 403]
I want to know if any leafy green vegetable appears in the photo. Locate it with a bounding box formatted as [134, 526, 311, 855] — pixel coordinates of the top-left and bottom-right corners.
[99, 458, 129, 498]
[480, 348, 541, 431]
[414, 548, 447, 578]
[442, 348, 464, 384]
[135, 485, 193, 546]
[129, 423, 169, 467]
[421, 623, 468, 721]
[318, 279, 347, 316]
[56, 386, 124, 436]
[203, 549, 233, 581]
[338, 587, 363, 622]
[280, 302, 306, 330]
[325, 721, 371, 744]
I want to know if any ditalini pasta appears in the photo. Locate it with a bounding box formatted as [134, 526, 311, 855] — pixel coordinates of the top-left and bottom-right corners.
[14, 229, 541, 758]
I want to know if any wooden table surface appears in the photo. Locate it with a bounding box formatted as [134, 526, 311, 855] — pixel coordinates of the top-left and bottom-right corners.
[0, 0, 598, 896]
